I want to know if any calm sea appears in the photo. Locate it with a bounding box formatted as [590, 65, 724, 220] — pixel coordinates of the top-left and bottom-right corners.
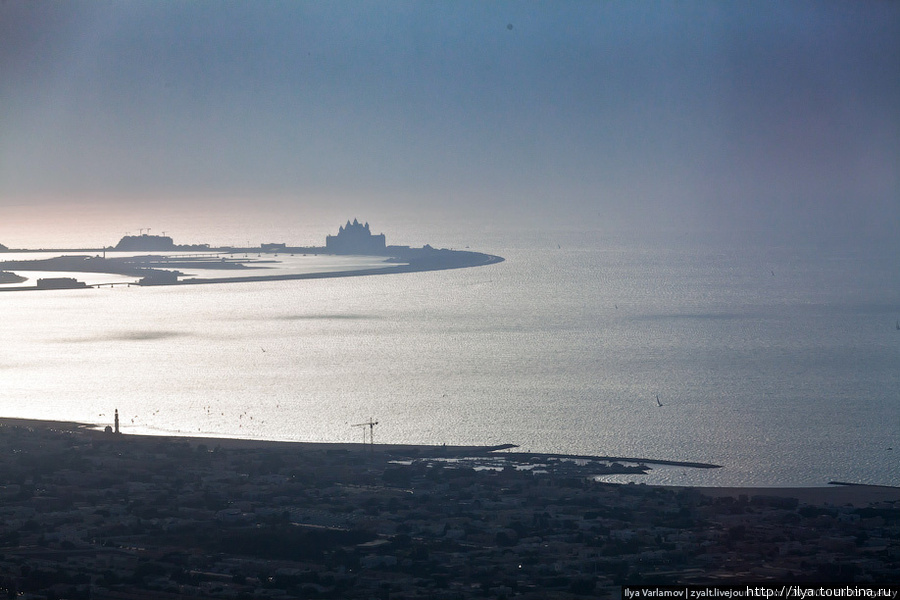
[2, 228, 898, 487]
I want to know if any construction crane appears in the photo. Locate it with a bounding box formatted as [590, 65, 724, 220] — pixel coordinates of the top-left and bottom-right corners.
[352, 417, 378, 448]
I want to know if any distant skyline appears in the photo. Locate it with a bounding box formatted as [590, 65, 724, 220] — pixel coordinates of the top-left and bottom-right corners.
[2, 1, 898, 248]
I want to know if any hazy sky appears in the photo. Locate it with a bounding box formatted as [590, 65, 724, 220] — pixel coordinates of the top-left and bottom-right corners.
[1, 1, 898, 246]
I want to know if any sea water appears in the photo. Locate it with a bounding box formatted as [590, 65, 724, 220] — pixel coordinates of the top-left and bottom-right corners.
[1, 229, 898, 487]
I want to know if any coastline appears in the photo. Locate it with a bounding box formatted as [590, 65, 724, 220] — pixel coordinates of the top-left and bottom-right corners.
[3, 417, 896, 506]
[2, 416, 897, 595]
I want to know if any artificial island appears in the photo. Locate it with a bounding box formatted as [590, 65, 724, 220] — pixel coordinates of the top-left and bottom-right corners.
[0, 220, 504, 290]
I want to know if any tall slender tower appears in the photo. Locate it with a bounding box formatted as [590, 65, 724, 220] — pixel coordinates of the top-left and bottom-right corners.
[114, 409, 119, 434]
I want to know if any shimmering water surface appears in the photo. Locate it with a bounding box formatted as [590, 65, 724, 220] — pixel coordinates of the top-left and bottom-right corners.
[2, 230, 898, 487]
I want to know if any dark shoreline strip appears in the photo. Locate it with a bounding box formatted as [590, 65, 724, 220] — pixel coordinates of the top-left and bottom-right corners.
[5, 418, 900, 499]
[0, 417, 718, 469]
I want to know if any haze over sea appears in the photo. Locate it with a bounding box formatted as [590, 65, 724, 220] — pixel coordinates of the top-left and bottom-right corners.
[2, 221, 898, 488]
